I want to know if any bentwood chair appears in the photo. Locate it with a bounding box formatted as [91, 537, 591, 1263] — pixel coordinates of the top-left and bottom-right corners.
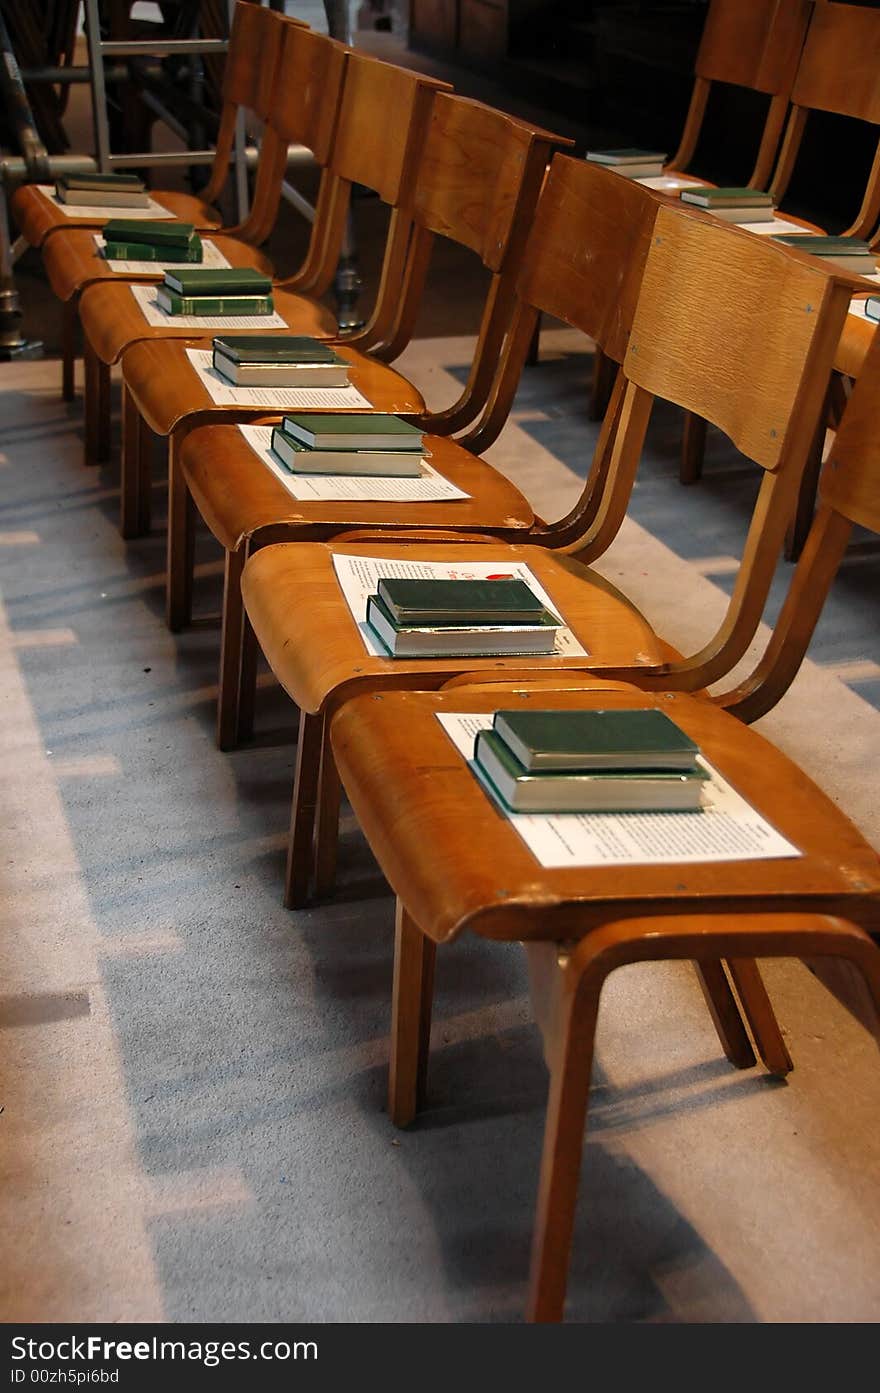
[65, 21, 359, 467]
[11, 2, 304, 401]
[681, 0, 880, 493]
[74, 52, 453, 474]
[238, 200, 855, 909]
[328, 678, 880, 1322]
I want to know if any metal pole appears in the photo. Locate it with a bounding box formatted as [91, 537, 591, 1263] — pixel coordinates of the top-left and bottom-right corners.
[324, 1, 364, 333]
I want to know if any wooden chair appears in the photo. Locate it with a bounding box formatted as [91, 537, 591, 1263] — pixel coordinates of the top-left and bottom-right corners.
[327, 678, 880, 1322]
[74, 52, 454, 473]
[681, 0, 880, 494]
[237, 200, 855, 909]
[11, 2, 304, 402]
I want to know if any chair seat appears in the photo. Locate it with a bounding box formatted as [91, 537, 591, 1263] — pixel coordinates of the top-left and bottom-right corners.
[240, 540, 666, 717]
[181, 422, 534, 552]
[78, 280, 338, 366]
[42, 228, 274, 304]
[329, 683, 880, 945]
[123, 341, 426, 440]
[11, 183, 223, 249]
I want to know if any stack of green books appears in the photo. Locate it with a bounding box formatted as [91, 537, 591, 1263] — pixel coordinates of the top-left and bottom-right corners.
[680, 187, 775, 223]
[770, 234, 876, 275]
[365, 577, 561, 657]
[102, 219, 203, 263]
[56, 172, 149, 207]
[213, 336, 350, 387]
[156, 266, 273, 316]
[585, 149, 666, 179]
[472, 708, 709, 813]
[271, 413, 426, 476]
[865, 296, 880, 323]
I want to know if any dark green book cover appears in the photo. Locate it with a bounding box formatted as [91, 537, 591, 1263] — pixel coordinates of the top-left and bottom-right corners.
[771, 234, 872, 255]
[103, 236, 202, 263]
[473, 729, 707, 813]
[214, 336, 344, 365]
[103, 218, 194, 247]
[369, 590, 555, 631]
[681, 186, 772, 206]
[585, 149, 666, 163]
[866, 296, 880, 322]
[492, 707, 701, 772]
[282, 413, 423, 449]
[376, 578, 549, 624]
[163, 266, 272, 295]
[59, 172, 145, 192]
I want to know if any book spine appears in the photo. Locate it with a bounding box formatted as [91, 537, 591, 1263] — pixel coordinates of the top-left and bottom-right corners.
[104, 242, 202, 263]
[161, 294, 275, 316]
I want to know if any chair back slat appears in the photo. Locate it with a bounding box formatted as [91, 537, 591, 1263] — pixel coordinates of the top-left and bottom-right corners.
[223, 2, 296, 120]
[791, 2, 880, 124]
[515, 155, 663, 364]
[695, 0, 812, 95]
[623, 203, 845, 471]
[265, 26, 347, 164]
[328, 52, 450, 204]
[412, 94, 565, 272]
[822, 330, 880, 533]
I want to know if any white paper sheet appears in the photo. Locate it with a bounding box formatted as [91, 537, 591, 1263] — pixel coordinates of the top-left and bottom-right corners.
[437, 712, 801, 868]
[332, 553, 589, 659]
[637, 174, 707, 192]
[184, 349, 372, 408]
[36, 185, 173, 219]
[238, 425, 469, 503]
[94, 233, 230, 276]
[129, 283, 289, 330]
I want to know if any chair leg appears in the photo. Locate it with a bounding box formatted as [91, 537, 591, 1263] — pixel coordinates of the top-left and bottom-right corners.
[726, 958, 793, 1076]
[784, 393, 828, 562]
[590, 346, 616, 422]
[120, 385, 153, 539]
[388, 900, 437, 1127]
[283, 709, 324, 910]
[525, 311, 541, 367]
[694, 961, 756, 1069]
[313, 727, 342, 900]
[526, 952, 604, 1323]
[217, 548, 246, 752]
[61, 297, 77, 402]
[237, 611, 259, 744]
[166, 436, 195, 633]
[83, 340, 105, 466]
[680, 411, 707, 485]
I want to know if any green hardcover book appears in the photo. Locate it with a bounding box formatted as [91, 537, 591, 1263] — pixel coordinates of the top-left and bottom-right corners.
[102, 235, 203, 263]
[281, 412, 423, 451]
[585, 148, 666, 165]
[866, 296, 880, 323]
[270, 428, 422, 474]
[365, 597, 559, 659]
[473, 729, 708, 814]
[491, 707, 701, 773]
[213, 335, 344, 365]
[680, 187, 773, 207]
[162, 266, 272, 296]
[103, 218, 194, 247]
[58, 172, 145, 192]
[156, 287, 274, 316]
[375, 577, 549, 625]
[771, 234, 874, 273]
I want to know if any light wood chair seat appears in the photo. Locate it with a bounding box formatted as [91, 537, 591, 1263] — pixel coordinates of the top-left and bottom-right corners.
[11, 187, 224, 250]
[328, 681, 880, 1321]
[42, 229, 275, 307]
[181, 424, 532, 555]
[835, 304, 877, 381]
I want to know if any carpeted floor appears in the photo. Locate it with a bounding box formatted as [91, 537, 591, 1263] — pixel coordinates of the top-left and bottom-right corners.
[1, 326, 880, 1323]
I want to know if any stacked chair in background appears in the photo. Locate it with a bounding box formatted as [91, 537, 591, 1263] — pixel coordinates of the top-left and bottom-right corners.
[8, 0, 880, 1324]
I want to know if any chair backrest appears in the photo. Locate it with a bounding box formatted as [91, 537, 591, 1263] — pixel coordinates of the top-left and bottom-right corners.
[771, 2, 880, 235]
[460, 153, 666, 475]
[364, 94, 571, 433]
[233, 24, 348, 245]
[716, 320, 880, 721]
[560, 200, 853, 692]
[672, 0, 812, 187]
[202, 3, 302, 207]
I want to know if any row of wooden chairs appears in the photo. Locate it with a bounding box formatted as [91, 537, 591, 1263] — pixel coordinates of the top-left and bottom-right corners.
[14, 0, 880, 1323]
